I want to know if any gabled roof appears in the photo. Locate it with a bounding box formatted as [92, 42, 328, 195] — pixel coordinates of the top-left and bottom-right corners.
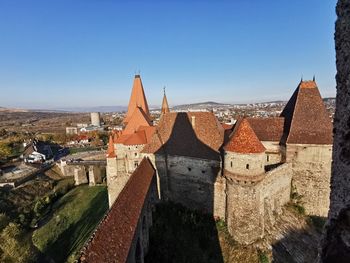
[247, 117, 285, 142]
[106, 135, 116, 158]
[280, 80, 333, 145]
[80, 158, 156, 263]
[123, 107, 152, 135]
[142, 112, 224, 161]
[124, 75, 150, 124]
[224, 118, 266, 154]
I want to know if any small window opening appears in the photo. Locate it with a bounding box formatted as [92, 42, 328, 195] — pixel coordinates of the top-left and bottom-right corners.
[267, 155, 269, 162]
[230, 161, 233, 167]
[188, 167, 192, 172]
[246, 164, 249, 169]
[201, 170, 205, 174]
[134, 161, 139, 168]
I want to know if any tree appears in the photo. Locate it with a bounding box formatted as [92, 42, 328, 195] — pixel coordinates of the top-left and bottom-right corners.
[0, 143, 11, 160]
[0, 223, 38, 263]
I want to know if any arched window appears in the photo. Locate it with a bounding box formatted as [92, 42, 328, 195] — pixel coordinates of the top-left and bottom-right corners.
[246, 164, 249, 169]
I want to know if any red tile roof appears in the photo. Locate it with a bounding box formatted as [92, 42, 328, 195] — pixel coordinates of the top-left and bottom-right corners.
[124, 75, 150, 124]
[80, 158, 156, 263]
[123, 107, 152, 135]
[106, 135, 116, 158]
[123, 130, 147, 145]
[224, 118, 266, 153]
[142, 112, 224, 161]
[280, 80, 333, 144]
[247, 117, 285, 142]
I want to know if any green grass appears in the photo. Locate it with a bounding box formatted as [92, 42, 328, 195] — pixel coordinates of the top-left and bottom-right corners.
[68, 146, 104, 154]
[32, 185, 108, 263]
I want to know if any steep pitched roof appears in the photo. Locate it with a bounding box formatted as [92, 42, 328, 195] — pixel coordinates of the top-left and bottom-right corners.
[106, 135, 116, 158]
[142, 112, 224, 161]
[224, 118, 266, 154]
[247, 117, 285, 142]
[123, 107, 152, 135]
[124, 75, 150, 124]
[123, 130, 147, 145]
[161, 90, 170, 115]
[280, 80, 333, 145]
[80, 158, 156, 263]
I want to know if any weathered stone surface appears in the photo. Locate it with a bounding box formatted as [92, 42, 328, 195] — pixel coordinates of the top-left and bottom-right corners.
[88, 166, 102, 186]
[321, 1, 350, 261]
[74, 166, 88, 185]
[286, 144, 332, 217]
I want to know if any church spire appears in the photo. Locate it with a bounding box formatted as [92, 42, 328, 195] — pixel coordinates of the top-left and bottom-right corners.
[161, 86, 170, 115]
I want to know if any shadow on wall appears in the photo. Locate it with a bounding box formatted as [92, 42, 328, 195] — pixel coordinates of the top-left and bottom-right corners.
[153, 112, 222, 215]
[322, 205, 350, 263]
[145, 202, 224, 263]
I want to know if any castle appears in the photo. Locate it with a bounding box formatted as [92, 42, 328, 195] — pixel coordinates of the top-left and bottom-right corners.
[105, 74, 333, 245]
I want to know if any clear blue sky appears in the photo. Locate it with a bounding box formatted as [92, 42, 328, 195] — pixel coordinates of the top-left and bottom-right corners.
[0, 0, 337, 109]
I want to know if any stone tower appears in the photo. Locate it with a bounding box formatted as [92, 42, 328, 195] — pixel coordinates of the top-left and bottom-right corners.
[224, 118, 267, 244]
[280, 79, 333, 216]
[106, 135, 128, 207]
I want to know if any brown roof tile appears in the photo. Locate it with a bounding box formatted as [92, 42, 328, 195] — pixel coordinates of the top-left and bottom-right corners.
[142, 112, 224, 161]
[123, 107, 152, 135]
[247, 117, 285, 142]
[124, 75, 150, 124]
[280, 80, 333, 145]
[80, 158, 156, 263]
[106, 135, 116, 158]
[224, 118, 266, 153]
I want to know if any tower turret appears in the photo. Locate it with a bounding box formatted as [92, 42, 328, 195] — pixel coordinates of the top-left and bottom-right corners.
[161, 87, 170, 116]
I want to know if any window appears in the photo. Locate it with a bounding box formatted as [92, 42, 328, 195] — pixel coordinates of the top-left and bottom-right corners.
[201, 170, 205, 174]
[230, 161, 233, 167]
[134, 161, 139, 168]
[246, 164, 249, 169]
[188, 167, 192, 172]
[267, 155, 269, 162]
[134, 152, 138, 157]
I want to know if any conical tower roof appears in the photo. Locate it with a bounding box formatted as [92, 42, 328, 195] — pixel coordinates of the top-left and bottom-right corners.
[106, 135, 116, 158]
[123, 107, 152, 135]
[124, 75, 150, 124]
[280, 80, 332, 144]
[224, 118, 265, 153]
[161, 88, 170, 115]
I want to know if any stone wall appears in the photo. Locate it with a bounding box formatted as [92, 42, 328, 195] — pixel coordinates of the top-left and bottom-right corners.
[224, 151, 265, 176]
[261, 141, 283, 165]
[152, 154, 224, 217]
[74, 166, 88, 185]
[226, 163, 292, 244]
[106, 157, 130, 207]
[286, 144, 332, 216]
[321, 1, 350, 261]
[126, 181, 157, 263]
[116, 144, 146, 174]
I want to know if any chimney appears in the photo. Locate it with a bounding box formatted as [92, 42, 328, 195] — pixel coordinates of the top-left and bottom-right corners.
[191, 116, 196, 129]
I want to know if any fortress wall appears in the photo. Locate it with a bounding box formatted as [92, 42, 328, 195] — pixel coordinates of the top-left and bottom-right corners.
[224, 151, 265, 176]
[117, 144, 146, 174]
[106, 157, 130, 207]
[153, 154, 222, 215]
[226, 163, 292, 244]
[127, 181, 157, 263]
[287, 144, 332, 216]
[261, 141, 283, 165]
[226, 180, 264, 244]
